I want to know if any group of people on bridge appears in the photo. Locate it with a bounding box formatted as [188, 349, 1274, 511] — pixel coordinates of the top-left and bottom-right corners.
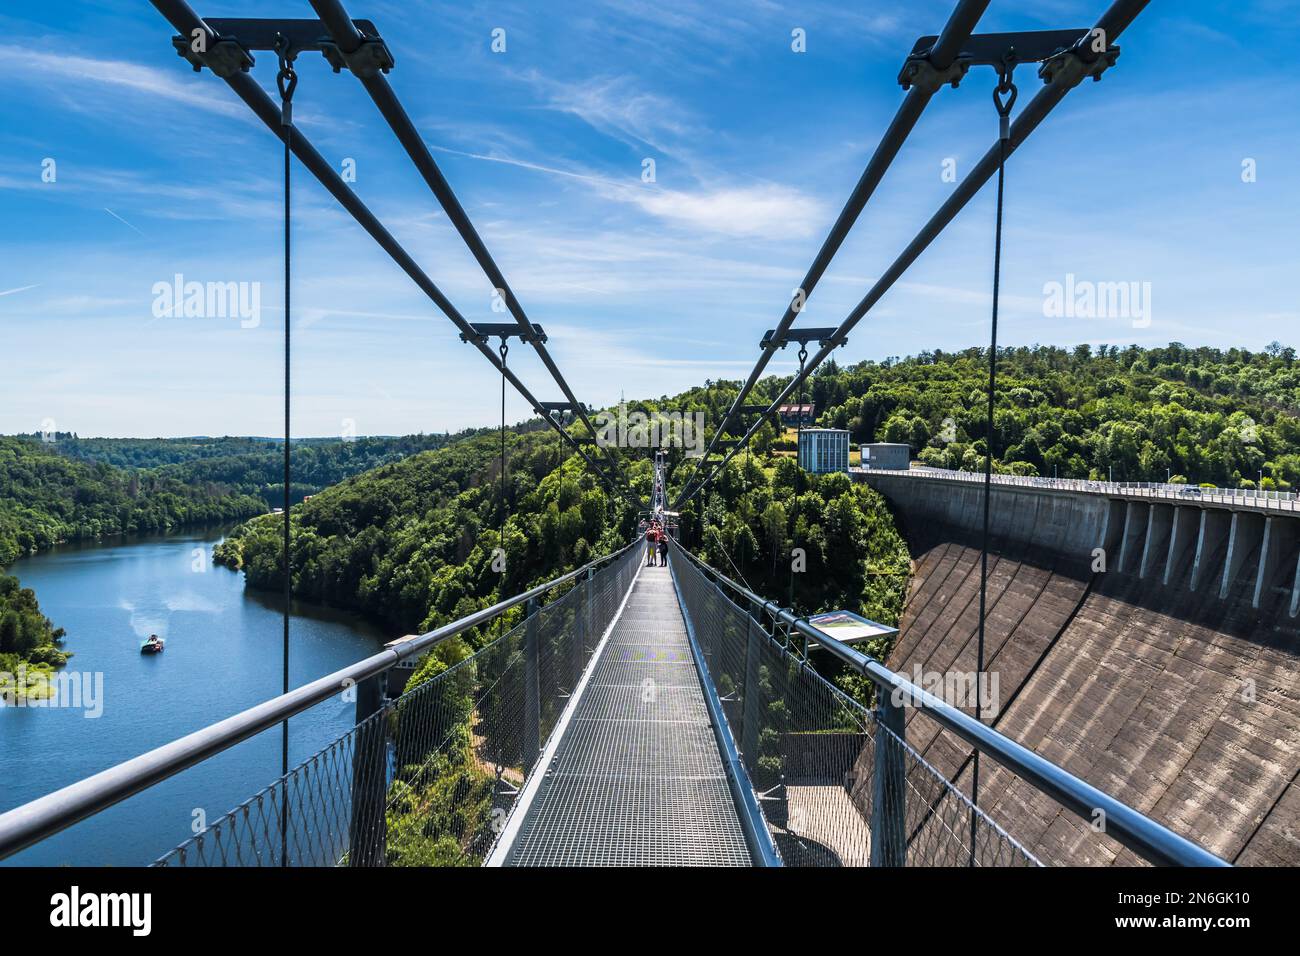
[645, 520, 668, 567]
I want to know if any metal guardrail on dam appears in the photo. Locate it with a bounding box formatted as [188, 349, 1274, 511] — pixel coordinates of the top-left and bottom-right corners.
[857, 464, 1300, 617]
[855, 465, 1299, 514]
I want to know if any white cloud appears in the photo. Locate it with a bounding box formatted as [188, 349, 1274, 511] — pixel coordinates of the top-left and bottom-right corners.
[0, 45, 250, 121]
[425, 140, 824, 239]
[425, 144, 627, 189]
[617, 183, 826, 238]
[533, 73, 696, 153]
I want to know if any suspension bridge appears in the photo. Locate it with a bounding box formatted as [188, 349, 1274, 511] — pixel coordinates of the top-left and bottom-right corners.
[0, 0, 1256, 867]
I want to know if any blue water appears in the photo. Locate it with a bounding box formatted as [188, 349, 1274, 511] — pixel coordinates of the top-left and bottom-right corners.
[0, 527, 384, 866]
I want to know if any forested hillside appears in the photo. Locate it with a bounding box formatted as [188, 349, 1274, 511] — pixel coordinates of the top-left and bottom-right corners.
[23, 433, 291, 469]
[0, 427, 535, 675]
[215, 341, 1298, 652]
[0, 436, 266, 566]
[613, 343, 1298, 490]
[809, 342, 1299, 487]
[0, 436, 266, 672]
[0, 573, 69, 675]
[680, 459, 910, 633]
[33, 432, 473, 507]
[215, 430, 639, 638]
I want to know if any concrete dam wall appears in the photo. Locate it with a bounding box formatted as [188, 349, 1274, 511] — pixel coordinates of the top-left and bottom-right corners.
[852, 471, 1300, 865]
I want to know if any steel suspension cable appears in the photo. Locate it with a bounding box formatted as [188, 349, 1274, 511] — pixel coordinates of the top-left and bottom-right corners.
[148, 1, 634, 509]
[677, 0, 1149, 508]
[675, 0, 991, 505]
[274, 35, 296, 868]
[789, 346, 808, 607]
[498, 338, 509, 629]
[709, 524, 755, 596]
[307, 0, 635, 499]
[971, 61, 1016, 868]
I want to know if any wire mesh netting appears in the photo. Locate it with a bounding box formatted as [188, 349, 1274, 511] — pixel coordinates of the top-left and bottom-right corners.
[669, 547, 1040, 867]
[155, 545, 641, 867]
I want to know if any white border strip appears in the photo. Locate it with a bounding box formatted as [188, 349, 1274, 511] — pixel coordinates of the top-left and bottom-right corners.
[484, 557, 645, 866]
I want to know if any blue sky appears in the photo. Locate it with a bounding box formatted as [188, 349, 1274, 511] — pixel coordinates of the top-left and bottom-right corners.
[1, 1, 1296, 438]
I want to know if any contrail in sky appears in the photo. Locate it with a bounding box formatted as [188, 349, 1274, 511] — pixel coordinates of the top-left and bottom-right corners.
[104, 207, 146, 236]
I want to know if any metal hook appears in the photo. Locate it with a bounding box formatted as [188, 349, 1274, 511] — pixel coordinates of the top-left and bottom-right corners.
[274, 33, 298, 126]
[993, 73, 1017, 111]
[992, 50, 1018, 141]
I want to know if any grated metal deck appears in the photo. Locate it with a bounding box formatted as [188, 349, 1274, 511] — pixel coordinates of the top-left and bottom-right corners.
[504, 565, 753, 866]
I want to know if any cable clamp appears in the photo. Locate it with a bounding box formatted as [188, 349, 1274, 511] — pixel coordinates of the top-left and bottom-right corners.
[1038, 33, 1121, 89]
[320, 36, 395, 79]
[171, 18, 393, 79]
[760, 327, 843, 351]
[460, 322, 547, 345]
[172, 32, 254, 77]
[898, 53, 970, 93]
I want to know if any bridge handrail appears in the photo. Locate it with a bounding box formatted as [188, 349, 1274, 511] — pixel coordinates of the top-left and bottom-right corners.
[671, 542, 1229, 867]
[0, 540, 638, 862]
[666, 555, 784, 867]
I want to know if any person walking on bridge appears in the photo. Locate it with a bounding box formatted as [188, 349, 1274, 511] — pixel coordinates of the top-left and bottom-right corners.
[645, 522, 660, 566]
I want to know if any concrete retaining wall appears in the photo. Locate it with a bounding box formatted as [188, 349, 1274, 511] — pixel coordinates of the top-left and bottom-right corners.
[857, 470, 1300, 617]
[852, 470, 1300, 865]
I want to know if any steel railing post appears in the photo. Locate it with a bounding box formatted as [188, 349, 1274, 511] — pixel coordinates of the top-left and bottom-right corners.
[870, 688, 907, 867]
[524, 596, 541, 767]
[347, 672, 388, 866]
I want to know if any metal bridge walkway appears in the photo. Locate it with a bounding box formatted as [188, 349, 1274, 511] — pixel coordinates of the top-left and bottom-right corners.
[500, 564, 753, 866]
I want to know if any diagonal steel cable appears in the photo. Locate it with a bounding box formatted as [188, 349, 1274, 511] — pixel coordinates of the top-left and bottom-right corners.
[674, 0, 991, 506]
[149, 0, 637, 507]
[308, 0, 638, 501]
[677, 0, 1150, 507]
